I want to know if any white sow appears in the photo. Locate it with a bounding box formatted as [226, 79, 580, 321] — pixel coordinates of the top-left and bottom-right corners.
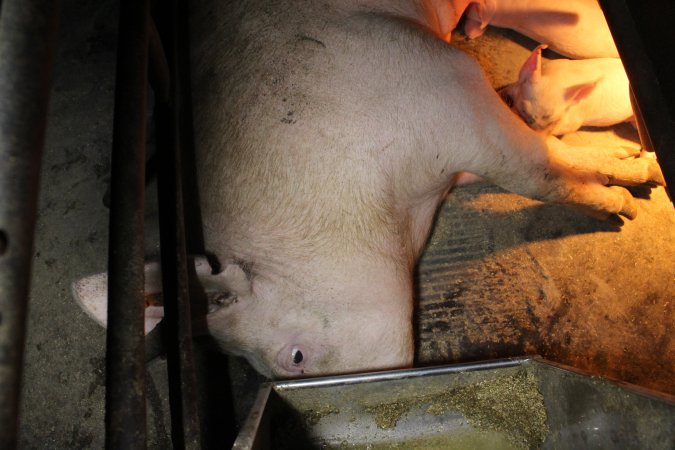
[74, 0, 663, 379]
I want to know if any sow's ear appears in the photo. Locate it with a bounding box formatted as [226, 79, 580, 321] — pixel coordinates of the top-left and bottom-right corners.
[195, 259, 251, 298]
[71, 262, 165, 335]
[71, 255, 251, 335]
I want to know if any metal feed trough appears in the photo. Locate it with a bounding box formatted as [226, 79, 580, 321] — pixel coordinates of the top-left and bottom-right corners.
[233, 357, 674, 450]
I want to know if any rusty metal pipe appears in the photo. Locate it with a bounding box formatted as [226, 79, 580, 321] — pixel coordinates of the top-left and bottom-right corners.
[0, 0, 61, 447]
[152, 0, 201, 446]
[105, 0, 150, 448]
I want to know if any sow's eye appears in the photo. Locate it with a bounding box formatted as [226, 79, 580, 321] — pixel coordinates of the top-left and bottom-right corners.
[291, 348, 304, 365]
[277, 344, 307, 375]
[502, 92, 514, 108]
[497, 86, 514, 108]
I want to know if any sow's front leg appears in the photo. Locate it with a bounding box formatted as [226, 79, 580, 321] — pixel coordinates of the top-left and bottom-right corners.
[536, 140, 663, 220]
[412, 46, 665, 221]
[468, 110, 663, 221]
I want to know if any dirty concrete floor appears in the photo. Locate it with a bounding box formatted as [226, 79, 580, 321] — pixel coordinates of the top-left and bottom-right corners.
[18, 1, 114, 447]
[416, 29, 675, 396]
[19, 0, 171, 447]
[416, 177, 675, 385]
[17, 1, 674, 448]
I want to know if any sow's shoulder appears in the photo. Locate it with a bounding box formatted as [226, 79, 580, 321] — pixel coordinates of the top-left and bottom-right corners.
[188, 1, 438, 252]
[190, 0, 329, 134]
[189, 1, 342, 201]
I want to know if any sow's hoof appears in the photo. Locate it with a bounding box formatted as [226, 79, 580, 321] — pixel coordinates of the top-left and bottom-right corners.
[545, 139, 666, 221]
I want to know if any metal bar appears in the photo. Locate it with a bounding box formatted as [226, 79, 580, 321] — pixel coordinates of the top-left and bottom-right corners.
[105, 0, 150, 448]
[0, 0, 61, 447]
[599, 0, 675, 201]
[273, 357, 531, 391]
[148, 17, 170, 106]
[231, 385, 273, 450]
[152, 0, 201, 448]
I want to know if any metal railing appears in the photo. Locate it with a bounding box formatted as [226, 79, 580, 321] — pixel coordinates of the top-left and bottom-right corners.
[152, 0, 202, 447]
[0, 0, 61, 447]
[105, 0, 202, 448]
[105, 0, 150, 447]
[599, 0, 675, 200]
[0, 0, 204, 447]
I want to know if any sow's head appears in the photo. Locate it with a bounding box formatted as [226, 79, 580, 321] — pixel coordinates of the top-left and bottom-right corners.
[72, 257, 414, 378]
[202, 258, 415, 379]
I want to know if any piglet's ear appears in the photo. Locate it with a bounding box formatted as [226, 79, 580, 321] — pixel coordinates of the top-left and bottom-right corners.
[564, 80, 599, 105]
[518, 44, 547, 85]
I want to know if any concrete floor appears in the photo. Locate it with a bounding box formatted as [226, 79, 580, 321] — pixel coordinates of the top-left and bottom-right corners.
[417, 29, 675, 396]
[19, 1, 114, 447]
[18, 1, 674, 448]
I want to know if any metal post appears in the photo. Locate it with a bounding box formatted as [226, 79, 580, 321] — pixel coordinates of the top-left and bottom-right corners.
[105, 0, 150, 448]
[599, 0, 675, 201]
[0, 0, 61, 447]
[152, 0, 201, 447]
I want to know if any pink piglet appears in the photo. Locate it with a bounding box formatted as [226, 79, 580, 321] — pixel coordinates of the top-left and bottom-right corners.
[499, 44, 633, 136]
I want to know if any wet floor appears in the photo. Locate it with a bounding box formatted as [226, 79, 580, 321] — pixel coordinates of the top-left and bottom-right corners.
[18, 1, 674, 448]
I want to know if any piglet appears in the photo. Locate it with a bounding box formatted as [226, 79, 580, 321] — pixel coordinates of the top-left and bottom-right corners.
[464, 0, 619, 59]
[499, 44, 633, 135]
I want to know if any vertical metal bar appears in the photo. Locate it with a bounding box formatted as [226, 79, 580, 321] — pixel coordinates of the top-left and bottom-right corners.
[152, 0, 202, 447]
[105, 0, 150, 448]
[0, 0, 60, 448]
[629, 88, 654, 153]
[599, 0, 675, 200]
